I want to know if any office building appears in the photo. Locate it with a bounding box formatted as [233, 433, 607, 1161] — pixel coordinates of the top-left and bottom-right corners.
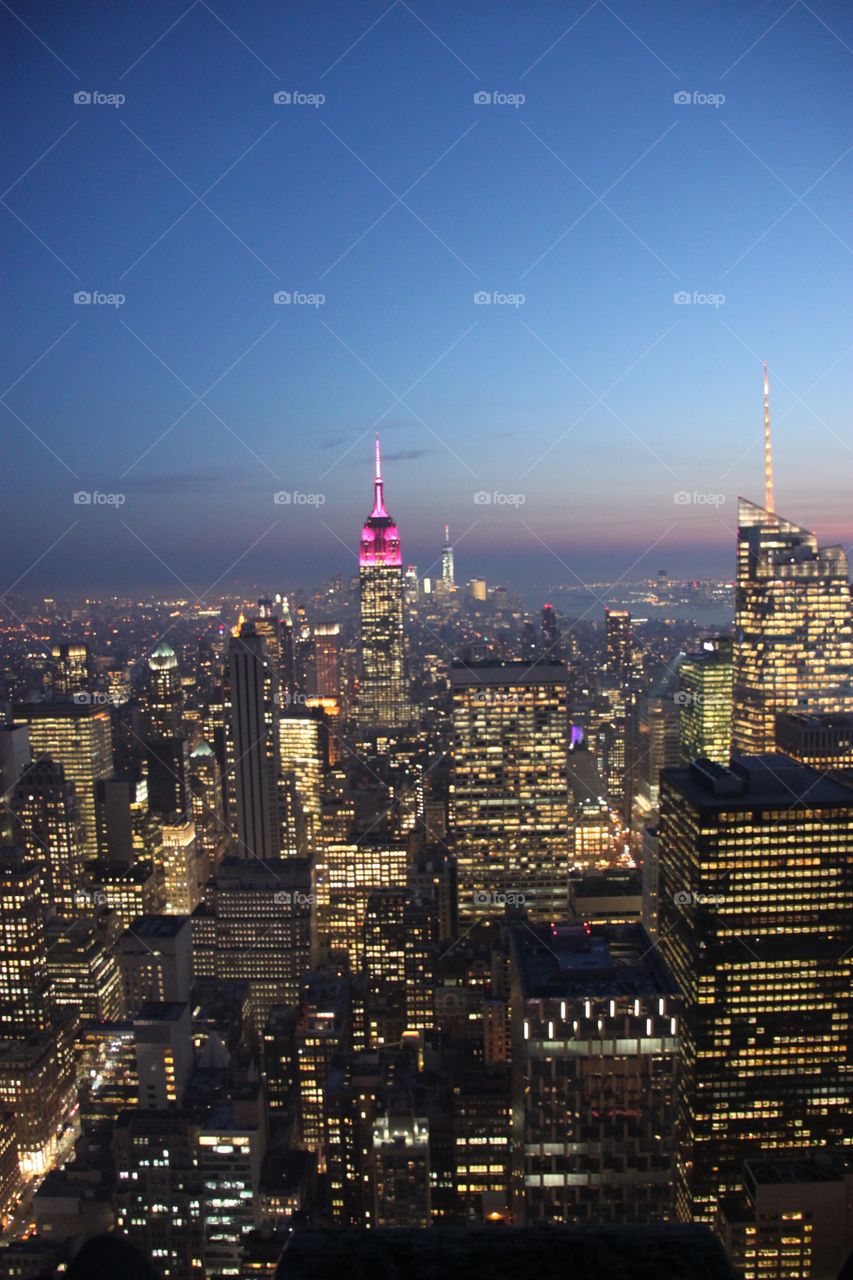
[678, 637, 733, 765]
[12, 755, 85, 916]
[118, 914, 192, 1013]
[732, 499, 853, 753]
[450, 660, 571, 919]
[510, 921, 679, 1225]
[358, 437, 410, 730]
[658, 755, 853, 1224]
[14, 702, 113, 859]
[228, 625, 282, 859]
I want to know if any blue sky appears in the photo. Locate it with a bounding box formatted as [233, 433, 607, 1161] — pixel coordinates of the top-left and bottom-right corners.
[2, 0, 851, 595]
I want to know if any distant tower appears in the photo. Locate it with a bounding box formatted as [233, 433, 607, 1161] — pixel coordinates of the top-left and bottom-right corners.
[441, 524, 455, 587]
[145, 642, 183, 739]
[228, 624, 282, 858]
[763, 361, 774, 514]
[358, 436, 410, 729]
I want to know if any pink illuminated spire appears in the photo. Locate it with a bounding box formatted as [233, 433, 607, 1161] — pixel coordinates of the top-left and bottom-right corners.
[371, 433, 388, 518]
[360, 434, 402, 567]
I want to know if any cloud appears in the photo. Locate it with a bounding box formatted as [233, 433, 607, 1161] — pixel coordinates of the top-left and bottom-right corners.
[383, 448, 435, 462]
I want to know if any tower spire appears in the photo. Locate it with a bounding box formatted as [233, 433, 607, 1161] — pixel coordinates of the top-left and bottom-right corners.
[763, 361, 775, 514]
[372, 433, 387, 518]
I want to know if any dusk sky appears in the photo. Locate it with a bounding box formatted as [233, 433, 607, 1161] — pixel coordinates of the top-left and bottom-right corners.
[2, 0, 851, 595]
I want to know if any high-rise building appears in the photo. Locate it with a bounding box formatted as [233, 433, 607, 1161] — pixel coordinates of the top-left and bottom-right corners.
[133, 1001, 193, 1110]
[540, 603, 561, 658]
[12, 755, 85, 916]
[188, 740, 227, 871]
[14, 702, 113, 859]
[510, 921, 679, 1225]
[279, 710, 325, 850]
[192, 857, 312, 1034]
[732, 499, 853, 754]
[775, 711, 853, 785]
[228, 624, 282, 859]
[51, 642, 90, 696]
[441, 524, 455, 588]
[604, 609, 632, 682]
[313, 623, 341, 700]
[632, 693, 680, 817]
[296, 968, 351, 1163]
[0, 851, 76, 1175]
[159, 821, 203, 915]
[314, 837, 408, 972]
[658, 755, 853, 1224]
[145, 643, 184, 739]
[0, 850, 51, 1036]
[358, 437, 410, 730]
[113, 1109, 204, 1279]
[678, 637, 733, 765]
[46, 914, 125, 1022]
[199, 1096, 265, 1276]
[450, 660, 571, 919]
[118, 914, 192, 1014]
[372, 1111, 431, 1228]
[718, 1151, 853, 1280]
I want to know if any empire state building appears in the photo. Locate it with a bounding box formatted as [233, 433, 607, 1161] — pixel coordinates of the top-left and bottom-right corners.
[358, 436, 411, 729]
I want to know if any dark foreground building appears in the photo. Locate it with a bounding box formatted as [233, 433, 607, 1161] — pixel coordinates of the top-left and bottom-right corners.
[275, 1225, 739, 1280]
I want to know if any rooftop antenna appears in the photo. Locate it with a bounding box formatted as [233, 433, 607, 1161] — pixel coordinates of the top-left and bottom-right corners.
[763, 361, 775, 513]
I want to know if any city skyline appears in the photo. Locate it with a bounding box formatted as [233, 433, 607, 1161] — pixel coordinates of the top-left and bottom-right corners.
[2, 1, 851, 592]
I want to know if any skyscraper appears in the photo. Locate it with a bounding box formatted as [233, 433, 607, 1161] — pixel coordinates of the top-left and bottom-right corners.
[450, 660, 571, 919]
[313, 622, 341, 700]
[732, 499, 853, 754]
[14, 702, 113, 860]
[510, 921, 679, 1225]
[228, 624, 282, 860]
[441, 524, 455, 587]
[604, 609, 632, 682]
[678, 636, 733, 765]
[658, 755, 853, 1225]
[145, 642, 184, 739]
[12, 755, 85, 917]
[358, 437, 410, 730]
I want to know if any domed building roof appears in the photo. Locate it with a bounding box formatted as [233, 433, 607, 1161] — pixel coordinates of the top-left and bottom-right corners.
[148, 641, 177, 671]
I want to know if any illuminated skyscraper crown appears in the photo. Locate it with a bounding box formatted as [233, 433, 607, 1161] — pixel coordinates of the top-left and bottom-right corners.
[360, 435, 402, 567]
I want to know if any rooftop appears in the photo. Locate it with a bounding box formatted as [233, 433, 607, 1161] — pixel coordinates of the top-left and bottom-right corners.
[276, 1226, 738, 1280]
[662, 753, 853, 809]
[512, 922, 676, 1000]
[124, 914, 190, 940]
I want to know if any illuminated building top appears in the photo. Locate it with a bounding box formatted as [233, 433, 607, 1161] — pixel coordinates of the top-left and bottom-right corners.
[360, 436, 402, 568]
